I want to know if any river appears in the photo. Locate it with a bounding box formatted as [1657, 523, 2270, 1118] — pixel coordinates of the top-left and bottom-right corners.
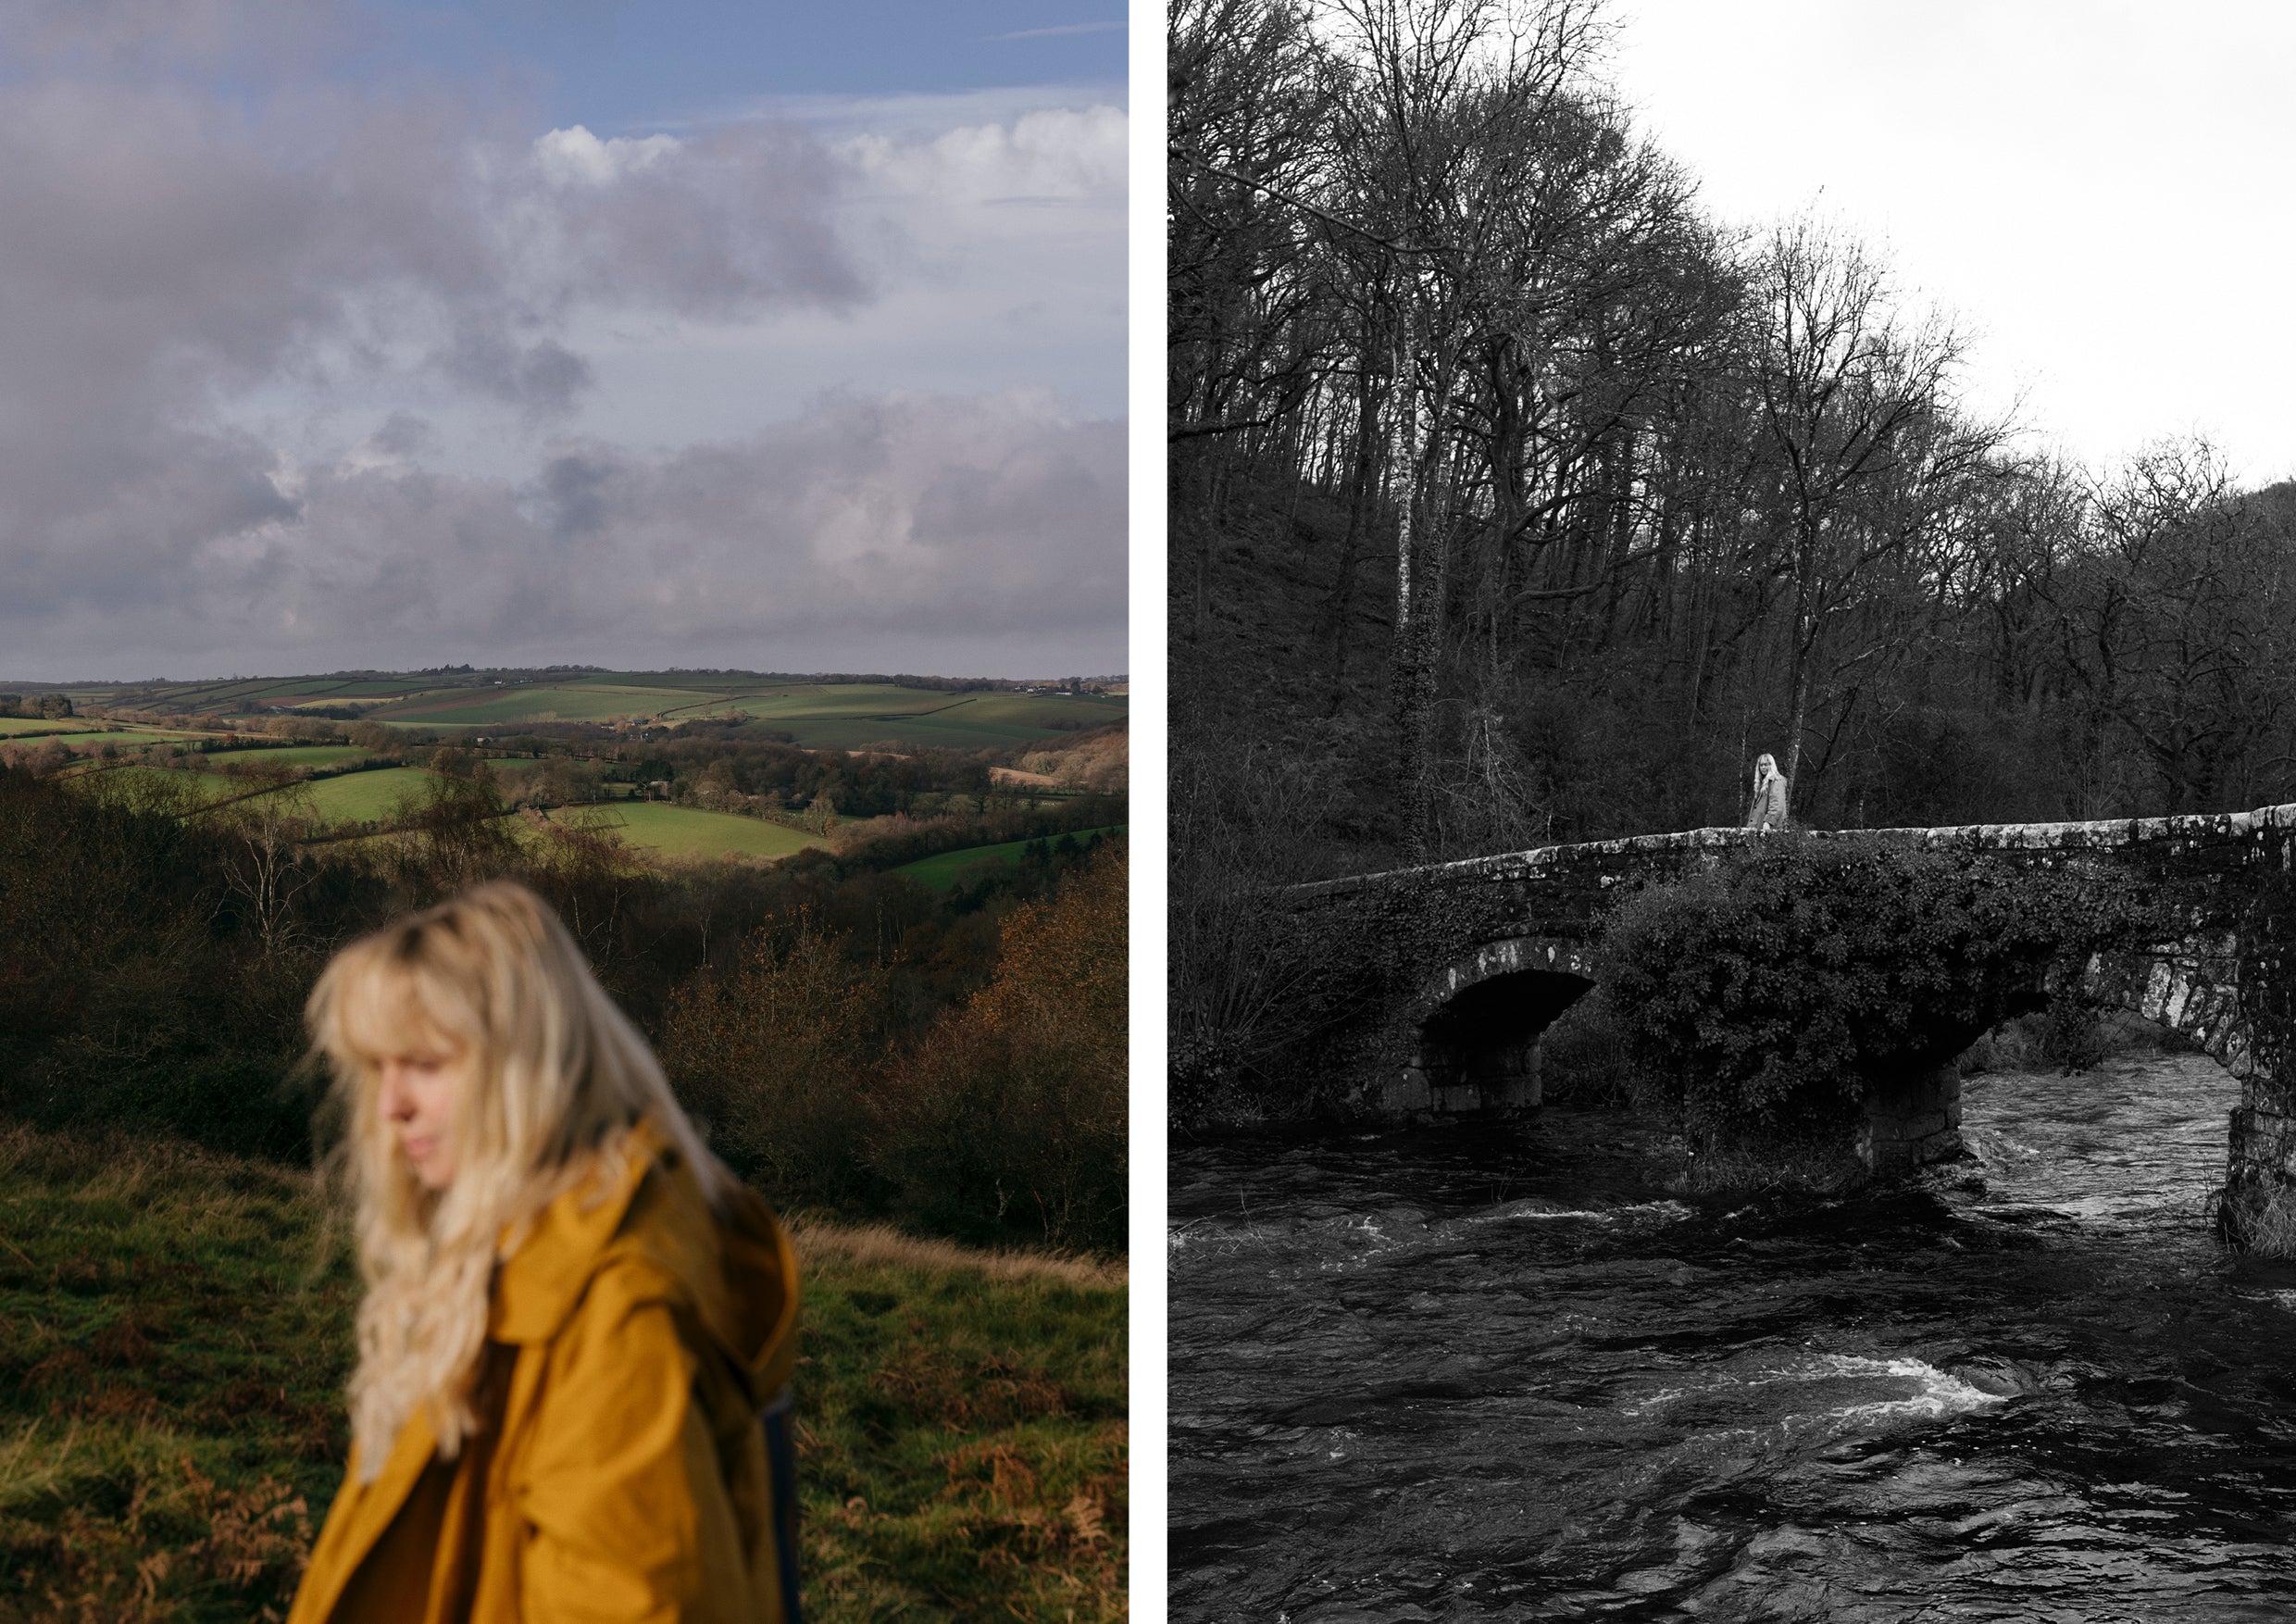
[1167, 1055, 2296, 1620]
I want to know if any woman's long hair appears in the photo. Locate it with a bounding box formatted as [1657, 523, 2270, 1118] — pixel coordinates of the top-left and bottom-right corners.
[306, 881, 727, 1479]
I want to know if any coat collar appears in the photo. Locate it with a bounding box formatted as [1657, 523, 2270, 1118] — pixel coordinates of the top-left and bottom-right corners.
[488, 1118, 666, 1345]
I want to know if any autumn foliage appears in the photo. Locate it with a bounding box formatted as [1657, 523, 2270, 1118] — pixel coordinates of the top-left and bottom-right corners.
[660, 847, 1128, 1253]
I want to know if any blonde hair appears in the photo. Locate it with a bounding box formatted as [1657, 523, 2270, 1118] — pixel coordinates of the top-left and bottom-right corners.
[307, 881, 727, 1478]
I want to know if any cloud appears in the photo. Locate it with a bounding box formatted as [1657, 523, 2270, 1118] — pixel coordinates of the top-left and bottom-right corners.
[842, 104, 1125, 206]
[0, 393, 1126, 676]
[532, 125, 681, 188]
[988, 21, 1126, 42]
[0, 43, 1126, 680]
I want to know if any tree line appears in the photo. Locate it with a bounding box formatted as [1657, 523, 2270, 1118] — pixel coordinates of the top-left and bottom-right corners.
[1174, 0, 2296, 854]
[0, 764, 1126, 1252]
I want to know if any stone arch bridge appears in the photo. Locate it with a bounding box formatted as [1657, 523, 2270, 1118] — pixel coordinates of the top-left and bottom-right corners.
[1280, 806, 2296, 1234]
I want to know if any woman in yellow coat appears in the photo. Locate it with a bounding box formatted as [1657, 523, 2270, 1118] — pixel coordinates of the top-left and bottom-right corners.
[287, 881, 802, 1623]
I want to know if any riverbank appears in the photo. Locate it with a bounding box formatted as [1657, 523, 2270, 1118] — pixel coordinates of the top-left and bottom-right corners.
[0, 1125, 1125, 1622]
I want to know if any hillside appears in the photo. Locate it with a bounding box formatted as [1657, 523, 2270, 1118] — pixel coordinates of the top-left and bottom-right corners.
[27, 671, 1127, 755]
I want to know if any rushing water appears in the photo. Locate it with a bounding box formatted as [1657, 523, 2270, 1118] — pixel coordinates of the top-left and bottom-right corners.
[1168, 1056, 2296, 1621]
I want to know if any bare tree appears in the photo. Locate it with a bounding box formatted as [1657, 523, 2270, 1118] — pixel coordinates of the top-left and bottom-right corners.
[216, 786, 320, 958]
[1743, 212, 1987, 795]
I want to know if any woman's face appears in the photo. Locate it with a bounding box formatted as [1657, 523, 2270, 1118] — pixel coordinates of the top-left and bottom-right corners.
[375, 1034, 471, 1191]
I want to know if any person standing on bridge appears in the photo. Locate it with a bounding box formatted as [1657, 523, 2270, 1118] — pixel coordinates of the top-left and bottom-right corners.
[1744, 753, 1791, 831]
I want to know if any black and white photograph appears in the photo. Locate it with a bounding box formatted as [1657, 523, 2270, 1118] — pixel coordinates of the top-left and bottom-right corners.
[1168, 1, 2296, 1617]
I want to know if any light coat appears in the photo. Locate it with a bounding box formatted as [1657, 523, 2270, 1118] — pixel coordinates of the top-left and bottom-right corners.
[287, 1120, 800, 1623]
[1744, 769, 1791, 831]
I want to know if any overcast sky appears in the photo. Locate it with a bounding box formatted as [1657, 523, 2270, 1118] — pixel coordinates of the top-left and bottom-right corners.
[0, 0, 1126, 682]
[1610, 2, 2296, 491]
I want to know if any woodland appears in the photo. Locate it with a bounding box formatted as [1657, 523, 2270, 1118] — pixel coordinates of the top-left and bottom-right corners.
[1170, 0, 2296, 1103]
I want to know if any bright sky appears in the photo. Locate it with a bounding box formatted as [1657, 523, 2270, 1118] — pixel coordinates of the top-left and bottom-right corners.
[0, 0, 1127, 682]
[1610, 1, 2296, 490]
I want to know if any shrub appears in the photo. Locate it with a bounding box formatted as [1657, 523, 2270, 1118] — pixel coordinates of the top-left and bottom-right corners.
[657, 910, 887, 1209]
[1600, 836, 2144, 1144]
[868, 848, 1127, 1253]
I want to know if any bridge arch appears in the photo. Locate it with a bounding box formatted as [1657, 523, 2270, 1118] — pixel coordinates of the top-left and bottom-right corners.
[1392, 937, 1596, 1116]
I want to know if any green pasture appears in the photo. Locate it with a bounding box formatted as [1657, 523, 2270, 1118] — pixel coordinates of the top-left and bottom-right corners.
[584, 802, 825, 861]
[665, 683, 955, 721]
[67, 729, 231, 752]
[0, 718, 98, 739]
[63, 767, 243, 807]
[198, 744, 372, 770]
[369, 683, 700, 725]
[292, 767, 442, 823]
[892, 825, 1127, 891]
[0, 1126, 1126, 1623]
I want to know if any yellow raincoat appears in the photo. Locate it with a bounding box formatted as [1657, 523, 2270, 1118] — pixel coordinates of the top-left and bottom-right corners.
[287, 1121, 801, 1623]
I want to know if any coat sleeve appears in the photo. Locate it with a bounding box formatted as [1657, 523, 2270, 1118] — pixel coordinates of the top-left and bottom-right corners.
[513, 1281, 734, 1623]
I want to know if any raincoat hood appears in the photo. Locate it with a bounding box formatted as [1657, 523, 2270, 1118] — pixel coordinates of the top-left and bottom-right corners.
[489, 1118, 800, 1405]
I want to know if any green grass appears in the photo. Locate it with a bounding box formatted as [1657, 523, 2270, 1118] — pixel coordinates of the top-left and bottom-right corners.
[0, 1129, 352, 1619]
[356, 681, 1127, 751]
[292, 768, 442, 824]
[67, 767, 246, 805]
[0, 1127, 1125, 1622]
[196, 745, 371, 770]
[671, 684, 959, 722]
[56, 729, 223, 752]
[892, 827, 1128, 892]
[368, 684, 700, 725]
[0, 718, 98, 739]
[582, 802, 827, 861]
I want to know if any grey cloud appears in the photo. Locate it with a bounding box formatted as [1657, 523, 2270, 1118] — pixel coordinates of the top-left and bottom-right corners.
[0, 74, 860, 467]
[536, 453, 613, 538]
[0, 394, 1125, 677]
[531, 123, 867, 320]
[0, 35, 1123, 682]
[0, 0, 343, 75]
[369, 412, 435, 458]
[436, 325, 595, 415]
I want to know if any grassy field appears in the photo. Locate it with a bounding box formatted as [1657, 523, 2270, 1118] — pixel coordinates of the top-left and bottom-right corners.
[56, 762, 828, 868]
[0, 1127, 1124, 1622]
[365, 681, 1128, 751]
[368, 684, 705, 726]
[585, 802, 826, 861]
[69, 766, 247, 806]
[42, 675, 1128, 755]
[283, 768, 442, 824]
[196, 745, 373, 771]
[55, 730, 225, 754]
[0, 718, 98, 739]
[893, 827, 1128, 892]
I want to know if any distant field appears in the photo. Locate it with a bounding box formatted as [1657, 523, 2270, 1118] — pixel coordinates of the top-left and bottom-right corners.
[587, 802, 825, 861]
[369, 683, 700, 725]
[672, 684, 958, 721]
[41, 674, 1128, 756]
[200, 744, 373, 769]
[66, 766, 242, 806]
[359, 680, 1128, 751]
[718, 689, 1129, 751]
[290, 767, 442, 822]
[0, 717, 98, 738]
[892, 826, 1127, 891]
[76, 729, 229, 749]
